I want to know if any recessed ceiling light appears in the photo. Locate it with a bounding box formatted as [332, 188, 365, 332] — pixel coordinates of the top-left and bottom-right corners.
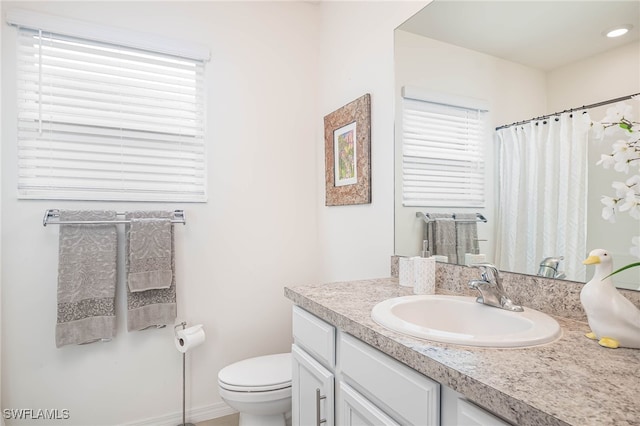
[603, 24, 633, 38]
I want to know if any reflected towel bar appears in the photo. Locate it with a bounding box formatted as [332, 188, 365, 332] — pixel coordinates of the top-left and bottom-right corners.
[416, 212, 487, 223]
[42, 209, 186, 226]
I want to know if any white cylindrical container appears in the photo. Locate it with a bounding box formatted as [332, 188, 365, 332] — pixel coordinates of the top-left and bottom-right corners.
[399, 257, 416, 288]
[413, 257, 436, 295]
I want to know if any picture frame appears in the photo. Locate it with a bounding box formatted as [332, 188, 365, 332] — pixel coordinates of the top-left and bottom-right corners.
[324, 93, 371, 206]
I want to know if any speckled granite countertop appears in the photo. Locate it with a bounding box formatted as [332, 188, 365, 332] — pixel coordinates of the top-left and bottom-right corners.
[284, 278, 640, 426]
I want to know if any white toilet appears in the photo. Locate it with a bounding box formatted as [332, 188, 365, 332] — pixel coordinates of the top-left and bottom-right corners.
[218, 353, 292, 426]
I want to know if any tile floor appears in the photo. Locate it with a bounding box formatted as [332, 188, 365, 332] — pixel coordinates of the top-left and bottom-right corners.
[195, 413, 239, 426]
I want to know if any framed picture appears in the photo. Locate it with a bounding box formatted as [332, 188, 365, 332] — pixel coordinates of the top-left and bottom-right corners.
[334, 121, 357, 187]
[324, 94, 371, 206]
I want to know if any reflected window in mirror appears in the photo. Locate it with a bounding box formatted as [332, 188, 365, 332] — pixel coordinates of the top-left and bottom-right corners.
[401, 87, 489, 208]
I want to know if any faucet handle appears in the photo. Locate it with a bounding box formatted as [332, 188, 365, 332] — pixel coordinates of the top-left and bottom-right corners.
[468, 263, 523, 312]
[470, 263, 502, 286]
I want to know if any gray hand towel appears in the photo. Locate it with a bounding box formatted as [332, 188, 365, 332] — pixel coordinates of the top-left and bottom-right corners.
[455, 213, 479, 263]
[128, 218, 173, 292]
[425, 213, 457, 263]
[126, 211, 177, 331]
[56, 210, 117, 348]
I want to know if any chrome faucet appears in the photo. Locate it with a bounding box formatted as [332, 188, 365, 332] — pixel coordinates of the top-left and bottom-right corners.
[468, 263, 523, 312]
[537, 256, 566, 279]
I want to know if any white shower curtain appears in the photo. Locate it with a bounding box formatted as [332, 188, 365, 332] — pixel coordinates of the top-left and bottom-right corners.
[495, 112, 589, 282]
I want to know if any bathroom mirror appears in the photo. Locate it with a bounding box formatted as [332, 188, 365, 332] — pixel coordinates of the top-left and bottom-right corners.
[394, 1, 640, 290]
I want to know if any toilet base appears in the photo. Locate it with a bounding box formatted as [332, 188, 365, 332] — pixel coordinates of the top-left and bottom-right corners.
[238, 412, 286, 426]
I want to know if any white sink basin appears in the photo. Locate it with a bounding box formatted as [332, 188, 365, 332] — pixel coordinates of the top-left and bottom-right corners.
[371, 295, 561, 348]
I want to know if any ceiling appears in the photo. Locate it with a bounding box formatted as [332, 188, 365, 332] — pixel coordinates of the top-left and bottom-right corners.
[398, 0, 640, 72]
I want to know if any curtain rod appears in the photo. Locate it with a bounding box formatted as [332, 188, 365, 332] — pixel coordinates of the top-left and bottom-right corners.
[495, 92, 639, 131]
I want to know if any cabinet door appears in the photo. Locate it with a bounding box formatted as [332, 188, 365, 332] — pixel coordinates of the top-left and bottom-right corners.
[292, 344, 335, 426]
[457, 399, 512, 426]
[340, 332, 440, 425]
[338, 382, 400, 426]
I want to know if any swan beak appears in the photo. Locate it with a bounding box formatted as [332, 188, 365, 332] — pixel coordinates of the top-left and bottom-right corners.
[583, 255, 601, 265]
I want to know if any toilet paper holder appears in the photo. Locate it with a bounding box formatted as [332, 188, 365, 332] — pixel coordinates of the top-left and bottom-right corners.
[174, 321, 195, 426]
[174, 321, 188, 349]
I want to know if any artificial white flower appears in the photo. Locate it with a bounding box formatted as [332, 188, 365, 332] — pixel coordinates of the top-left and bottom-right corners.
[619, 191, 640, 219]
[614, 160, 630, 174]
[601, 196, 617, 222]
[611, 141, 632, 172]
[604, 102, 634, 123]
[626, 174, 640, 188]
[612, 181, 630, 197]
[596, 154, 615, 169]
[613, 140, 634, 159]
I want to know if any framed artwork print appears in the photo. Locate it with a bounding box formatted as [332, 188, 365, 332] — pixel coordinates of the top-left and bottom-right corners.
[334, 121, 357, 187]
[324, 93, 371, 206]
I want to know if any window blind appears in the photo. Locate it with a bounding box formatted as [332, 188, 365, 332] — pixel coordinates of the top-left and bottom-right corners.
[15, 27, 207, 201]
[402, 97, 486, 207]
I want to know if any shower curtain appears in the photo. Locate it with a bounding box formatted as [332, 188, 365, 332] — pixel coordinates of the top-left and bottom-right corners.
[495, 112, 589, 282]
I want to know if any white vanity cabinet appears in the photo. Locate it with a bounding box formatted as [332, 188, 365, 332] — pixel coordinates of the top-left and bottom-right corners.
[292, 306, 336, 426]
[292, 306, 511, 426]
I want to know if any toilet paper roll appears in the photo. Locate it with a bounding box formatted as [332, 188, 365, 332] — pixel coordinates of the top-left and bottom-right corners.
[175, 324, 205, 353]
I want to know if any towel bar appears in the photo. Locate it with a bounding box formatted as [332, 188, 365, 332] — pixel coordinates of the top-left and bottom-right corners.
[415, 212, 487, 223]
[42, 209, 186, 226]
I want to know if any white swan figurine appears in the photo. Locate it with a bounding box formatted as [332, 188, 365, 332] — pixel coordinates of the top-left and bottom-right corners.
[581, 249, 640, 349]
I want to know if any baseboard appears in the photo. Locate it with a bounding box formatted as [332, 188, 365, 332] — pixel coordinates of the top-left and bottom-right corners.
[123, 401, 237, 426]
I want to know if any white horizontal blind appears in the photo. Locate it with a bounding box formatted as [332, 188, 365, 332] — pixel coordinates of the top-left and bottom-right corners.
[16, 27, 206, 201]
[402, 98, 485, 207]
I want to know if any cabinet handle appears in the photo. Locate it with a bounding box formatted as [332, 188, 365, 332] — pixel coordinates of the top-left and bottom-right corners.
[315, 388, 326, 425]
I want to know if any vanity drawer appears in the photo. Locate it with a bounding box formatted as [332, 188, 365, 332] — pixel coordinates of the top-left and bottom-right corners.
[339, 332, 440, 426]
[292, 306, 336, 369]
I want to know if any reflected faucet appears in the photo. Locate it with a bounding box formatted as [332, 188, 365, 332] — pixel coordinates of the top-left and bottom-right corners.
[468, 263, 524, 312]
[537, 256, 566, 279]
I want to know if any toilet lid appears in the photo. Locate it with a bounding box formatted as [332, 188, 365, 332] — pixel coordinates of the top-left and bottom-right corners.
[218, 353, 291, 392]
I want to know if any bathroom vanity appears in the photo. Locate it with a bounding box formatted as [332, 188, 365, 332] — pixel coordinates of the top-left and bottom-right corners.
[285, 275, 640, 426]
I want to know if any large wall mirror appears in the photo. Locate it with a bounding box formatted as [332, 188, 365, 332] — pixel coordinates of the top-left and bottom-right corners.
[394, 1, 640, 290]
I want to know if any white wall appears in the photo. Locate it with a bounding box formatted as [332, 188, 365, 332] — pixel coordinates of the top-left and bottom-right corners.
[1, 2, 319, 425]
[393, 29, 548, 263]
[316, 1, 427, 282]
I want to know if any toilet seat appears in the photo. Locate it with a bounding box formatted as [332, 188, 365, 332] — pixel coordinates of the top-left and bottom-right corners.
[218, 353, 291, 393]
